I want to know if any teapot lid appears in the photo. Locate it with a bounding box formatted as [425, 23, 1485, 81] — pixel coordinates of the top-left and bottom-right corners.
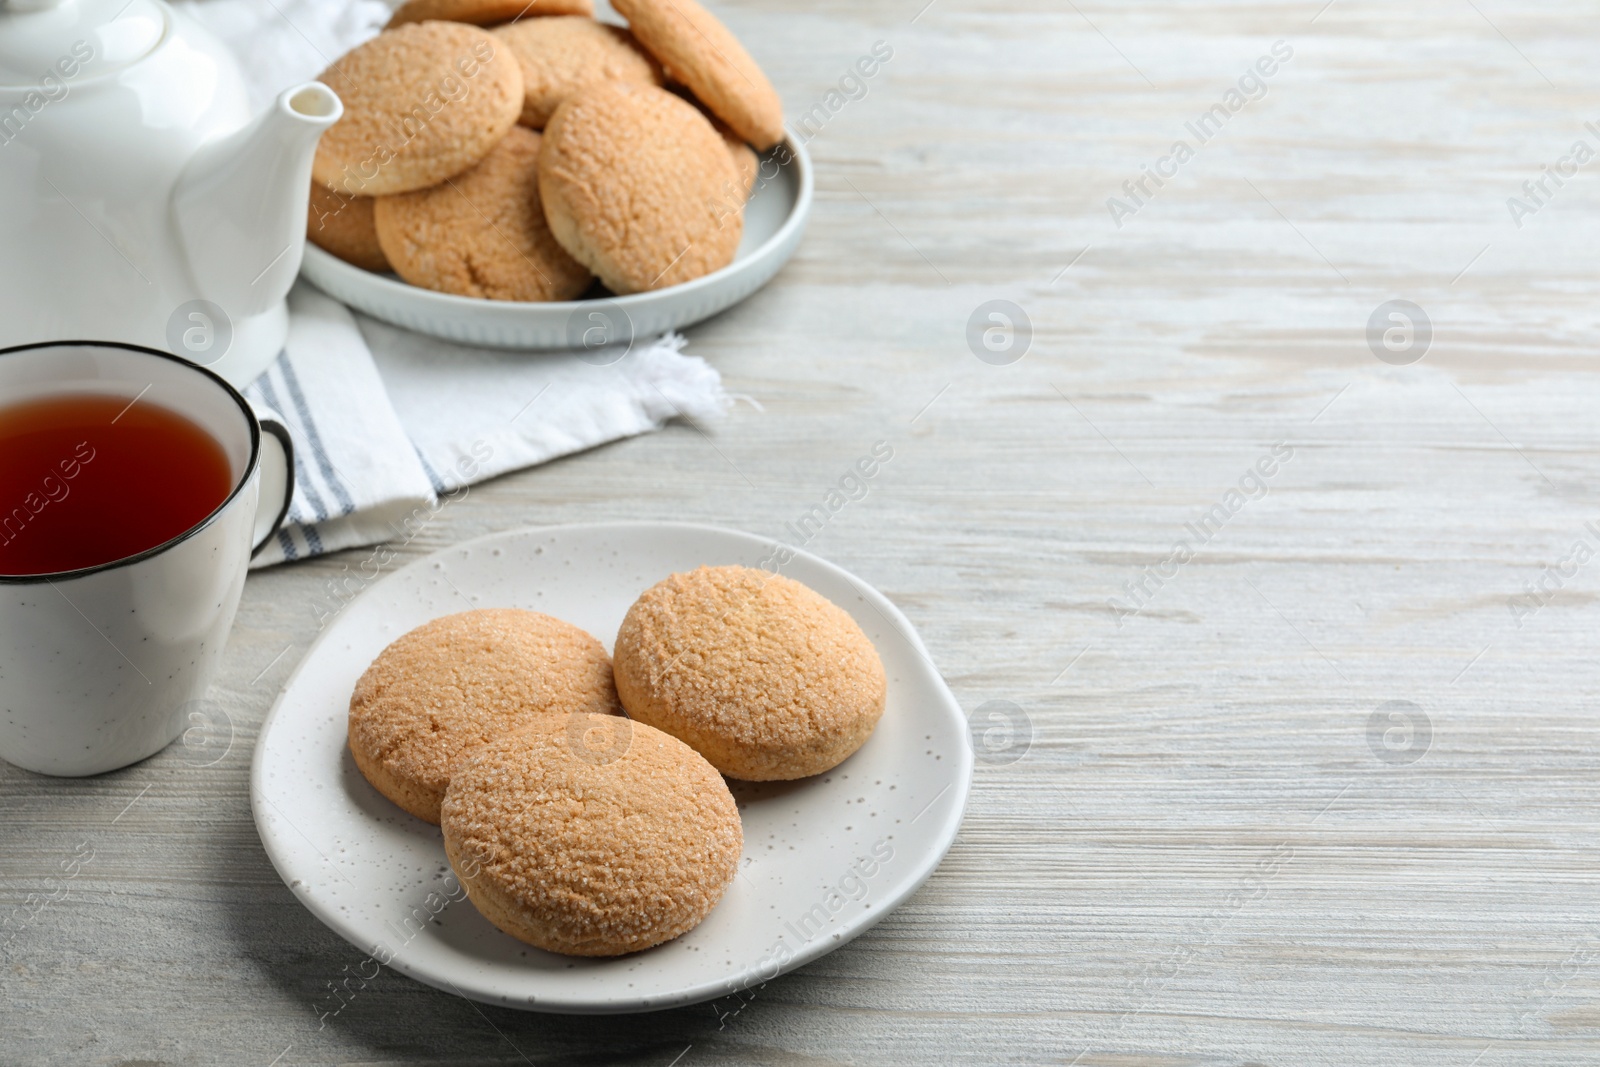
[0, 0, 166, 87]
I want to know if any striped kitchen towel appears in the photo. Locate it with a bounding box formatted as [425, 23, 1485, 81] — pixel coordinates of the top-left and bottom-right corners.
[245, 283, 730, 568]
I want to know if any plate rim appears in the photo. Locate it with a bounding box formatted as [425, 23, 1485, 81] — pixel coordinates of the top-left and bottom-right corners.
[300, 135, 814, 320]
[249, 520, 973, 1014]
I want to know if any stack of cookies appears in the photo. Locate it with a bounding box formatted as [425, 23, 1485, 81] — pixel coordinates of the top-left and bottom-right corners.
[305, 0, 782, 301]
[348, 566, 886, 957]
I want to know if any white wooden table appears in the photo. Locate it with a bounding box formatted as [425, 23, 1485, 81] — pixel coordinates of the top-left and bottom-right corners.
[6, 0, 1600, 1063]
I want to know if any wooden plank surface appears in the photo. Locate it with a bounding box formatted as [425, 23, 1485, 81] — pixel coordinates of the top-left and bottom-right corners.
[6, 0, 1600, 1063]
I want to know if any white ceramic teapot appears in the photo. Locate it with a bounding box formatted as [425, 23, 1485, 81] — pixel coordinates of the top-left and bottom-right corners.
[0, 0, 341, 386]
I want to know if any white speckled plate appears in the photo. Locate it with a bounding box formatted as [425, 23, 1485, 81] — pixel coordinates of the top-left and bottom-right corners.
[250, 522, 971, 1014]
[298, 138, 811, 349]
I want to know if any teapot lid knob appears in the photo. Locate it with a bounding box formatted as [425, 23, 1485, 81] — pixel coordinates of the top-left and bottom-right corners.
[0, 0, 165, 87]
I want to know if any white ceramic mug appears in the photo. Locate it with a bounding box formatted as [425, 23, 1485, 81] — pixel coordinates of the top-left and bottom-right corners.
[0, 341, 293, 776]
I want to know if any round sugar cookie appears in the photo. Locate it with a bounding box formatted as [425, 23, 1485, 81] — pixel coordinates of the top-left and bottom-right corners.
[493, 16, 661, 129]
[441, 716, 742, 957]
[372, 126, 591, 301]
[313, 22, 523, 197]
[611, 0, 783, 150]
[306, 181, 390, 273]
[389, 0, 592, 28]
[348, 608, 621, 823]
[675, 89, 759, 206]
[539, 81, 740, 293]
[613, 565, 887, 781]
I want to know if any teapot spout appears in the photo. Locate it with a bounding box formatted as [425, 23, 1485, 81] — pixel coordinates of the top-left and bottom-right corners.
[173, 83, 342, 319]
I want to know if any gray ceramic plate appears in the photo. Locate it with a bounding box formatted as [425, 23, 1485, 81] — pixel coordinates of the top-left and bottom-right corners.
[299, 139, 811, 350]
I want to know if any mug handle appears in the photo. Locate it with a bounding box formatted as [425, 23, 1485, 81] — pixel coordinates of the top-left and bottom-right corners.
[252, 418, 296, 557]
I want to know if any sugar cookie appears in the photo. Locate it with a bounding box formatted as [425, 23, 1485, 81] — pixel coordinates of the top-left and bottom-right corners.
[348, 608, 621, 823]
[306, 181, 391, 273]
[493, 16, 661, 130]
[313, 22, 523, 197]
[612, 0, 783, 150]
[613, 565, 886, 780]
[372, 127, 591, 301]
[539, 81, 740, 293]
[441, 716, 742, 956]
[388, 0, 593, 28]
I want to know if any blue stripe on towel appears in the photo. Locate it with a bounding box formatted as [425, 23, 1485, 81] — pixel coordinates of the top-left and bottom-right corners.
[413, 444, 447, 495]
[279, 357, 356, 516]
[255, 368, 330, 523]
